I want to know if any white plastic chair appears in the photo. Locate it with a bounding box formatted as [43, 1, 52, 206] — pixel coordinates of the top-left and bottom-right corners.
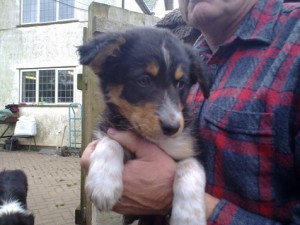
[10, 116, 37, 151]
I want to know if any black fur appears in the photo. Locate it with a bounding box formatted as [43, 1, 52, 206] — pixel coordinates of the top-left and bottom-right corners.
[0, 170, 34, 225]
[78, 27, 209, 134]
[78, 27, 210, 225]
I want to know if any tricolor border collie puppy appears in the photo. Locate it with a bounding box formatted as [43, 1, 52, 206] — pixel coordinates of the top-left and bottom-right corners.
[78, 27, 209, 225]
[0, 170, 34, 225]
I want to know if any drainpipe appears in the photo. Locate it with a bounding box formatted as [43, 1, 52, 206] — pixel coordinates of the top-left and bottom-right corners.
[164, 0, 173, 10]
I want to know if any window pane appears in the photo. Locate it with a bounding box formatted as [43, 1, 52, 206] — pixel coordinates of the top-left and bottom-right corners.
[58, 70, 74, 102]
[40, 0, 56, 22]
[22, 71, 36, 102]
[39, 70, 55, 103]
[59, 0, 74, 20]
[22, 0, 37, 23]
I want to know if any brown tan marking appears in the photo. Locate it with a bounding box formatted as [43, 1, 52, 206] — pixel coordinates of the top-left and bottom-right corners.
[175, 65, 184, 80]
[89, 36, 126, 74]
[178, 102, 183, 112]
[107, 85, 161, 139]
[146, 62, 159, 77]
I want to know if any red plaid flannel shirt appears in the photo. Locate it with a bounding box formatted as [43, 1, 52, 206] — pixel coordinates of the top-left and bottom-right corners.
[187, 0, 300, 224]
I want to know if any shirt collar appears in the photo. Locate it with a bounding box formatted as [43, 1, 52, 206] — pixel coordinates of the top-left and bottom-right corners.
[194, 0, 282, 54]
[236, 0, 281, 44]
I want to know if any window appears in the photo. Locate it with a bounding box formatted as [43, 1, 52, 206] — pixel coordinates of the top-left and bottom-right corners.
[40, 0, 56, 22]
[39, 70, 55, 103]
[58, 70, 74, 103]
[21, 0, 75, 24]
[20, 68, 74, 104]
[59, 0, 75, 20]
[22, 0, 37, 24]
[22, 71, 37, 102]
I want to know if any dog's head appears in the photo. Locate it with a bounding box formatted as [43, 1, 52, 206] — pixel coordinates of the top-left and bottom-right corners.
[78, 27, 209, 140]
[0, 170, 34, 225]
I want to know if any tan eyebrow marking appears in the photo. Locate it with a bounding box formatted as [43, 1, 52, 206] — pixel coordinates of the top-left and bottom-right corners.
[146, 62, 159, 77]
[175, 65, 184, 80]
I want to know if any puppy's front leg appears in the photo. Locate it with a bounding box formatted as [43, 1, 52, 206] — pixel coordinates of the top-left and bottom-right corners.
[170, 158, 206, 225]
[85, 136, 124, 211]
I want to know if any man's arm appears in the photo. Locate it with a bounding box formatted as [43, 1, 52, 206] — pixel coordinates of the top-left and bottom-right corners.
[81, 129, 300, 224]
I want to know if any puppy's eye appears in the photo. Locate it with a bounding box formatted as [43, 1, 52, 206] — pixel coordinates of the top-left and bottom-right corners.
[136, 76, 152, 87]
[176, 80, 186, 90]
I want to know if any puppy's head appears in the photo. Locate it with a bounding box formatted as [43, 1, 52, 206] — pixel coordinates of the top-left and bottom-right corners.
[78, 27, 209, 140]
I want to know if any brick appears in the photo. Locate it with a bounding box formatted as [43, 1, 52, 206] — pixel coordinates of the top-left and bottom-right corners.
[0, 150, 80, 225]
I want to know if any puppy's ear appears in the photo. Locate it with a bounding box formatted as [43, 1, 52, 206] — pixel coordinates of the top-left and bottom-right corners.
[186, 47, 210, 98]
[78, 33, 126, 74]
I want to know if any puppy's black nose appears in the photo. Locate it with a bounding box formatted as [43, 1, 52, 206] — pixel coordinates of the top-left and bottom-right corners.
[160, 120, 180, 136]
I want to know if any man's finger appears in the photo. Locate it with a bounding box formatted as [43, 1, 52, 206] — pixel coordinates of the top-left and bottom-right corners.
[107, 128, 163, 159]
[80, 140, 99, 171]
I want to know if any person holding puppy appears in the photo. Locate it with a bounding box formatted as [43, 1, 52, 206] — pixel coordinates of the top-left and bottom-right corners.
[81, 0, 300, 224]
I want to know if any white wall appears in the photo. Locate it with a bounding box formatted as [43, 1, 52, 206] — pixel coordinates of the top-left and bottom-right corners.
[19, 106, 73, 148]
[0, 0, 84, 147]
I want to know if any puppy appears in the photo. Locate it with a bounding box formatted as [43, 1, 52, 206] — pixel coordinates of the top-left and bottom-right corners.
[78, 27, 209, 225]
[0, 170, 34, 225]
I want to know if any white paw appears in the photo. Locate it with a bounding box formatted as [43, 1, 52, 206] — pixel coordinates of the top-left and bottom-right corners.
[85, 136, 124, 211]
[170, 158, 206, 225]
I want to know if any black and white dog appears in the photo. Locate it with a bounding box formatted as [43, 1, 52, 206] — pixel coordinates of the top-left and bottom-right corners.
[0, 170, 34, 225]
[78, 27, 209, 225]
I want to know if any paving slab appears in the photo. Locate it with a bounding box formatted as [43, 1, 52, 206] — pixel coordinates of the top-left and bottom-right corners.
[0, 150, 80, 225]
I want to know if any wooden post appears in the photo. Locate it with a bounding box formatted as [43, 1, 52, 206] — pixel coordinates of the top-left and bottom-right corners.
[80, 3, 159, 225]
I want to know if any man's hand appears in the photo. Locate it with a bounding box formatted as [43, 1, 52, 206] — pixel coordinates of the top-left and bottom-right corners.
[107, 128, 176, 215]
[80, 129, 220, 218]
[80, 139, 99, 173]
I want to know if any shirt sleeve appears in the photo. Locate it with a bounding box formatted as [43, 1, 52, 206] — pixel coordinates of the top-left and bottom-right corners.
[208, 199, 285, 225]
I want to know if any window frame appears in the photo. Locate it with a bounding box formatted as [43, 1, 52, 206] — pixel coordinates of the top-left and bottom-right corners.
[20, 68, 75, 105]
[20, 0, 75, 25]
